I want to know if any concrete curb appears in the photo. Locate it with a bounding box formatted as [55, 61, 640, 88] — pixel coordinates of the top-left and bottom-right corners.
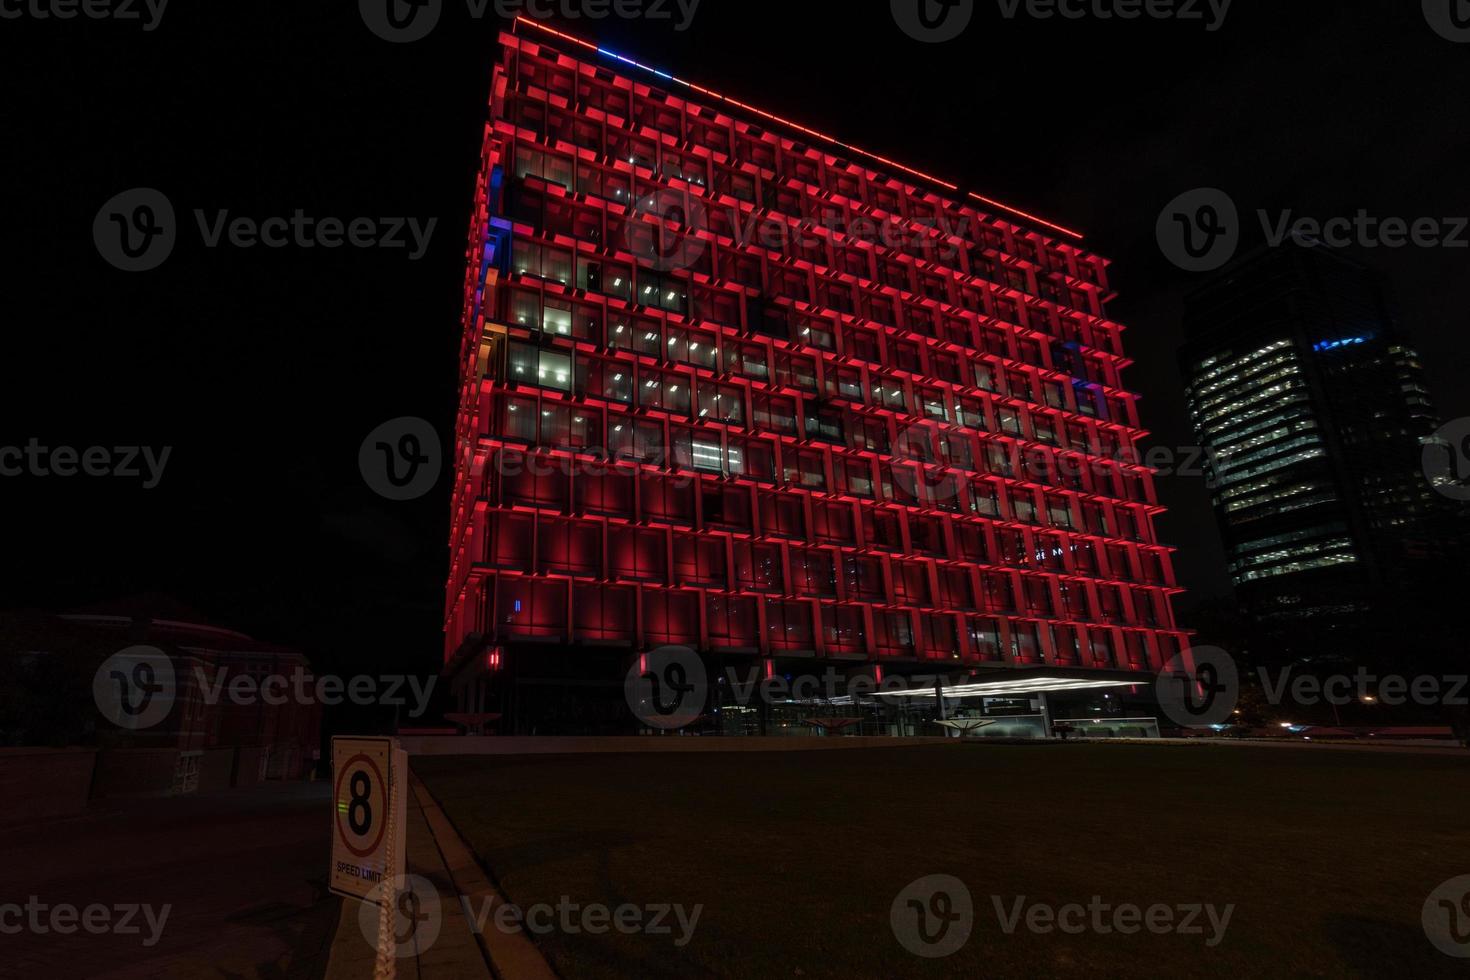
[410, 773, 560, 980]
[323, 776, 499, 978]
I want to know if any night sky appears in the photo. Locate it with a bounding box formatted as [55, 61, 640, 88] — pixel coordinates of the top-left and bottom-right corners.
[4, 1, 1468, 676]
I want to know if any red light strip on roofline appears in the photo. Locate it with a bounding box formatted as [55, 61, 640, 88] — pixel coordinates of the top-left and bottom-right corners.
[512, 17, 1085, 242]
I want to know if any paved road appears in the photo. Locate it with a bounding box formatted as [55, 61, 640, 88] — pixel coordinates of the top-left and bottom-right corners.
[3, 781, 340, 979]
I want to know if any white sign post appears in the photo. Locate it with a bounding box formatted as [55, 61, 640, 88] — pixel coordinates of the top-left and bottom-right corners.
[330, 736, 407, 905]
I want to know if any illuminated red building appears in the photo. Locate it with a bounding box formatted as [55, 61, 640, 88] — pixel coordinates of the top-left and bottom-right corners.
[443, 20, 1189, 734]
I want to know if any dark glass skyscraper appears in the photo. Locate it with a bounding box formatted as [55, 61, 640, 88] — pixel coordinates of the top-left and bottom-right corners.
[1181, 241, 1454, 656]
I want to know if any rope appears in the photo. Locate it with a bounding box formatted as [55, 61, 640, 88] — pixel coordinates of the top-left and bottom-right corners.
[373, 758, 399, 980]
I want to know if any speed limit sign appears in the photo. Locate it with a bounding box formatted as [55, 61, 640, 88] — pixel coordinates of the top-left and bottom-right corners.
[329, 736, 407, 905]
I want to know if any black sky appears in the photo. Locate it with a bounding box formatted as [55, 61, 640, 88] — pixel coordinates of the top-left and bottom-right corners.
[3, 1, 1467, 673]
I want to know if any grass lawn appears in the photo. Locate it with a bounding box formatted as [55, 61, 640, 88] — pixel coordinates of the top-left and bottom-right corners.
[414, 743, 1470, 978]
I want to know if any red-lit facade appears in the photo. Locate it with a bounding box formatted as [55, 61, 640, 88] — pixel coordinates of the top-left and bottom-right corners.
[443, 22, 1188, 727]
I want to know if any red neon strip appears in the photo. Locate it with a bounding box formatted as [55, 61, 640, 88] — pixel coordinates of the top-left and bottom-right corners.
[967, 192, 1083, 241]
[511, 17, 1084, 241]
[518, 18, 598, 52]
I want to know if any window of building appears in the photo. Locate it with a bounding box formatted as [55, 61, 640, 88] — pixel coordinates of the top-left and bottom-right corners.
[733, 540, 784, 593]
[699, 382, 746, 424]
[507, 342, 573, 392]
[640, 476, 696, 528]
[751, 391, 798, 435]
[673, 531, 729, 587]
[811, 499, 856, 544]
[701, 481, 753, 531]
[843, 554, 886, 602]
[609, 525, 667, 583]
[608, 417, 665, 465]
[766, 599, 814, 651]
[790, 547, 836, 598]
[758, 489, 806, 539]
[538, 518, 601, 577]
[707, 594, 759, 649]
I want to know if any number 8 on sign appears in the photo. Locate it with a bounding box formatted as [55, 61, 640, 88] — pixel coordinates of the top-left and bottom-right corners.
[329, 737, 406, 905]
[337, 754, 387, 857]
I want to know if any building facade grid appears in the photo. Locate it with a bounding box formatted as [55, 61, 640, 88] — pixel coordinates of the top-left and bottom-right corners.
[444, 25, 1188, 677]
